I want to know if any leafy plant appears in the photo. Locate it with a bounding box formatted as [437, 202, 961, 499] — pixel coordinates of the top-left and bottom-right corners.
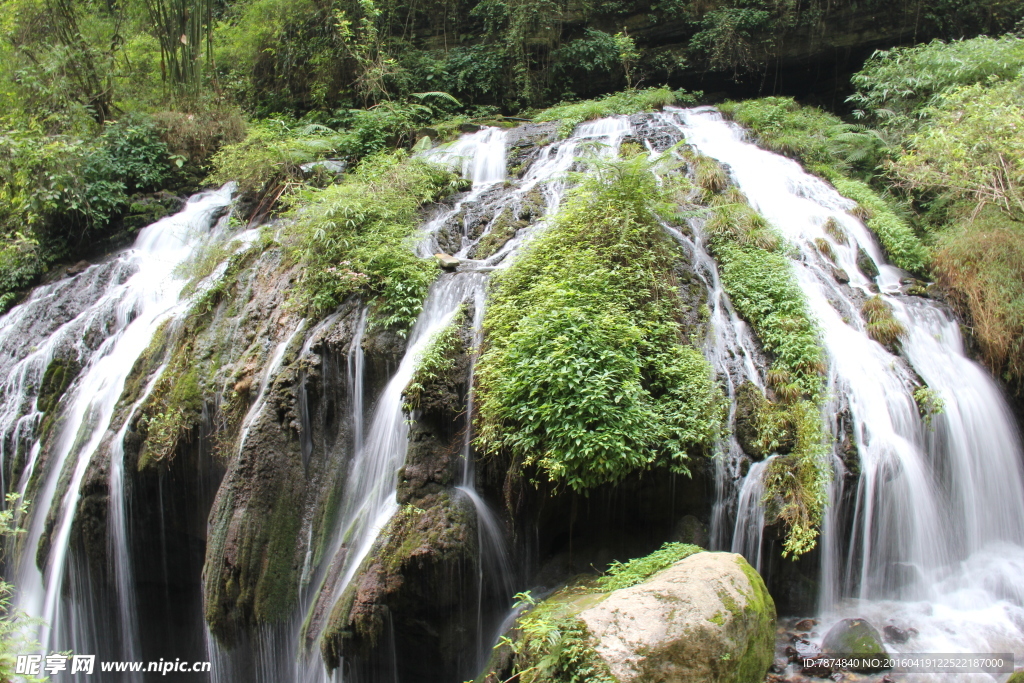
[534, 87, 698, 138]
[283, 150, 466, 330]
[475, 152, 724, 493]
[598, 541, 702, 590]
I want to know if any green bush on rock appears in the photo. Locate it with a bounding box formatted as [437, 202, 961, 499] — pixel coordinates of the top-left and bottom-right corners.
[475, 152, 724, 493]
[283, 150, 467, 330]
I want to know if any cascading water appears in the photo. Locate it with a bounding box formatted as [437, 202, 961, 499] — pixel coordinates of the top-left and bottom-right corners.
[0, 186, 233, 664]
[671, 106, 1024, 672]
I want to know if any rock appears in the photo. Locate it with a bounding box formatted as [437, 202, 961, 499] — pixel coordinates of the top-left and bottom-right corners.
[882, 624, 911, 644]
[794, 618, 818, 632]
[300, 159, 347, 177]
[856, 248, 879, 279]
[800, 656, 833, 677]
[820, 618, 887, 673]
[434, 253, 460, 269]
[1006, 671, 1024, 683]
[672, 514, 709, 548]
[415, 127, 439, 140]
[458, 123, 481, 133]
[65, 260, 91, 277]
[831, 266, 850, 284]
[578, 552, 776, 683]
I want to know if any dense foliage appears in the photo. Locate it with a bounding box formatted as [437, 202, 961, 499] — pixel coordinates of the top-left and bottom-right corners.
[475, 152, 725, 492]
[283, 150, 466, 329]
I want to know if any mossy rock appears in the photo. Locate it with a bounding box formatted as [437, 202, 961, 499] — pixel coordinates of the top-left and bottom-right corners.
[1006, 671, 1024, 683]
[573, 552, 775, 683]
[821, 618, 888, 672]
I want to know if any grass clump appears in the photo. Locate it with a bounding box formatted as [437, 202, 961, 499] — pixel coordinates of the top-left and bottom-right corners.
[402, 310, 464, 412]
[861, 295, 906, 347]
[598, 542, 702, 591]
[284, 150, 468, 331]
[533, 87, 699, 138]
[475, 152, 724, 494]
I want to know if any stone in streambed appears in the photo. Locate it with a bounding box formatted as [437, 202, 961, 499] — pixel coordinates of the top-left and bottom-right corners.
[821, 618, 888, 672]
[434, 253, 460, 269]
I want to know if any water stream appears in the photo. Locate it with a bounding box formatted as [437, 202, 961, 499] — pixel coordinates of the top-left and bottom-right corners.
[671, 106, 1024, 672]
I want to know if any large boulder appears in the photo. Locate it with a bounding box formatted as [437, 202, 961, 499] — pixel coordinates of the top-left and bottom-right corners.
[578, 551, 776, 683]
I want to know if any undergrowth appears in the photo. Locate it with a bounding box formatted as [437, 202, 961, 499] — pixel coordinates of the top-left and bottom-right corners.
[475, 151, 724, 493]
[283, 150, 468, 331]
[598, 541, 702, 590]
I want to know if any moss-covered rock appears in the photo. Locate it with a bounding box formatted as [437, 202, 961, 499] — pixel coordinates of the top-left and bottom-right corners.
[320, 494, 476, 671]
[578, 552, 775, 683]
[820, 618, 888, 672]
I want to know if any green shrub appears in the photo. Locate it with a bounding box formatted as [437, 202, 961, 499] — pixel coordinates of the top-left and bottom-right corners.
[697, 157, 830, 557]
[284, 150, 467, 330]
[475, 153, 724, 492]
[849, 35, 1024, 132]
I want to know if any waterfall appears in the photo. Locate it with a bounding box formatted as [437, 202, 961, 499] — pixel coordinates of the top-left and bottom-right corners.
[672, 107, 1024, 664]
[0, 186, 234, 659]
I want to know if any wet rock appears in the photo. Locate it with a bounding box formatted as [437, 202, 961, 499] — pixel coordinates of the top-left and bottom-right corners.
[578, 552, 776, 683]
[458, 123, 481, 133]
[801, 657, 834, 677]
[672, 514, 709, 548]
[795, 618, 818, 632]
[856, 248, 879, 280]
[831, 266, 850, 284]
[881, 624, 913, 644]
[434, 253, 460, 269]
[821, 618, 887, 672]
[415, 127, 439, 140]
[65, 260, 91, 277]
[300, 159, 347, 177]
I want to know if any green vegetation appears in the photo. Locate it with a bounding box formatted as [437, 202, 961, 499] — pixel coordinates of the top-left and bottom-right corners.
[0, 494, 46, 683]
[861, 295, 906, 348]
[696, 160, 829, 557]
[913, 386, 945, 426]
[283, 150, 467, 329]
[506, 595, 616, 683]
[598, 541, 702, 590]
[403, 309, 465, 412]
[849, 35, 1024, 135]
[475, 152, 725, 493]
[533, 87, 695, 137]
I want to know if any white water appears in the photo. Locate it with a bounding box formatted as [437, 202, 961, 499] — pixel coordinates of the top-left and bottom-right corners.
[1, 186, 234, 655]
[672, 107, 1024, 671]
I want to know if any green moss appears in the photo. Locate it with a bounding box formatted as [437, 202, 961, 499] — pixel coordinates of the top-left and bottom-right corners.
[476, 153, 724, 494]
[731, 556, 776, 683]
[475, 208, 526, 259]
[862, 295, 907, 347]
[252, 485, 304, 623]
[36, 357, 81, 443]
